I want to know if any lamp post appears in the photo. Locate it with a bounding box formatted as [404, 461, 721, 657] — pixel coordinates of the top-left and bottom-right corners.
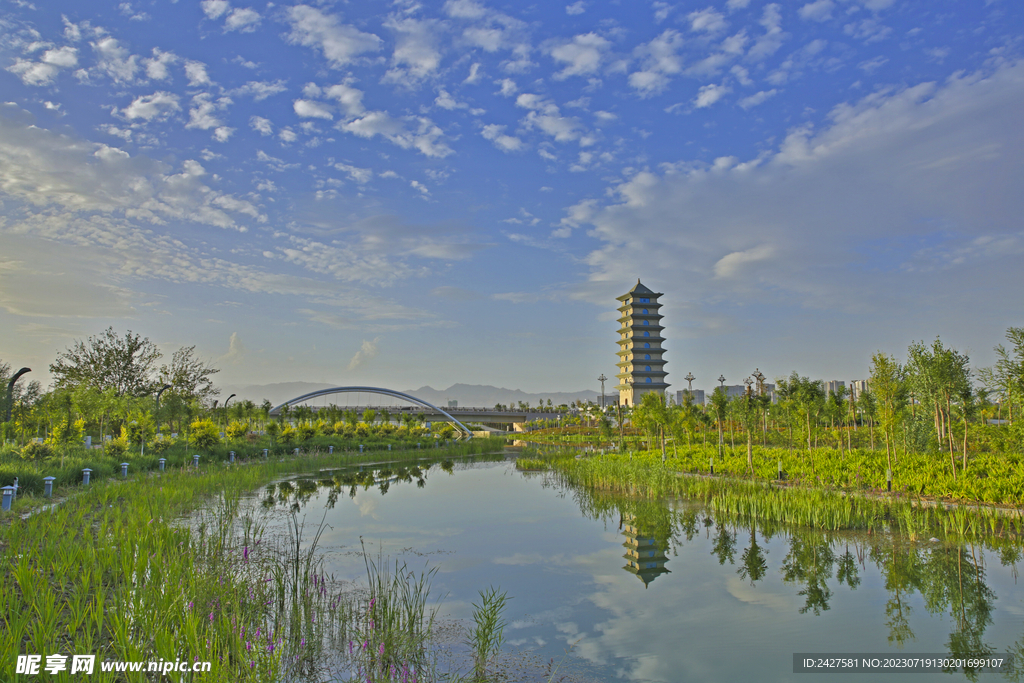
[753, 369, 765, 396]
[718, 375, 726, 391]
[598, 374, 607, 410]
[684, 372, 695, 399]
[5, 367, 30, 423]
[224, 393, 236, 408]
[743, 377, 753, 397]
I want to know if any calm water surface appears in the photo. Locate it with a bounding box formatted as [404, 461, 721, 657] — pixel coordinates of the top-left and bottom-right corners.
[264, 456, 1024, 683]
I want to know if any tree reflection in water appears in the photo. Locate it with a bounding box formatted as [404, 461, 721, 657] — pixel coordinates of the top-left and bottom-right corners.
[564, 479, 1014, 662]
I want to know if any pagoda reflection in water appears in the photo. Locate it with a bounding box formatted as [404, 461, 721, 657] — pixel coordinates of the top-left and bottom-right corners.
[621, 512, 670, 588]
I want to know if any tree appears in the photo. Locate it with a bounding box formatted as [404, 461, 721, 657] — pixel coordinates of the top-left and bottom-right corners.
[159, 346, 220, 405]
[869, 352, 908, 476]
[50, 328, 161, 397]
[780, 372, 825, 458]
[979, 326, 1024, 425]
[907, 338, 971, 480]
[633, 392, 669, 461]
[709, 387, 729, 456]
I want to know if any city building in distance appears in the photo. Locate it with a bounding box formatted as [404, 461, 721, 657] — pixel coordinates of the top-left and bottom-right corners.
[615, 280, 670, 406]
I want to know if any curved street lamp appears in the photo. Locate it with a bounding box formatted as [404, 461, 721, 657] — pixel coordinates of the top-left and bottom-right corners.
[5, 367, 30, 423]
[224, 393, 237, 408]
[155, 384, 172, 411]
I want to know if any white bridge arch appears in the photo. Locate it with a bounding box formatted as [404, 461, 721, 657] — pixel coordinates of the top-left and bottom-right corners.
[269, 386, 473, 438]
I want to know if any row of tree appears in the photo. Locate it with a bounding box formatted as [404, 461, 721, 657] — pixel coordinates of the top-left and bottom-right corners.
[552, 328, 1024, 481]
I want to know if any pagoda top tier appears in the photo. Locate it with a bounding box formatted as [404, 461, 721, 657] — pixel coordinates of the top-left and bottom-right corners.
[617, 279, 663, 301]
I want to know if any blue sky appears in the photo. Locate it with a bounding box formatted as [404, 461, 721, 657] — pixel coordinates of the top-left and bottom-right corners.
[0, 0, 1021, 396]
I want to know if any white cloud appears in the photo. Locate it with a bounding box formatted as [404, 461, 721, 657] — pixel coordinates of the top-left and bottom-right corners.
[747, 3, 787, 62]
[341, 112, 454, 158]
[574, 61, 1024, 334]
[143, 48, 176, 80]
[726, 0, 750, 8]
[7, 47, 78, 86]
[202, 0, 230, 19]
[286, 5, 383, 69]
[481, 124, 524, 152]
[464, 62, 483, 83]
[444, 0, 487, 20]
[92, 37, 139, 84]
[0, 115, 265, 231]
[497, 78, 518, 96]
[186, 94, 230, 130]
[738, 89, 778, 109]
[629, 30, 684, 96]
[212, 126, 234, 142]
[566, 1, 586, 15]
[798, 0, 835, 22]
[231, 80, 287, 101]
[435, 88, 467, 110]
[334, 163, 373, 183]
[121, 91, 181, 121]
[713, 244, 775, 277]
[383, 17, 444, 87]
[224, 8, 261, 32]
[324, 83, 367, 117]
[119, 2, 150, 21]
[688, 8, 728, 34]
[184, 61, 212, 86]
[549, 33, 610, 80]
[844, 18, 892, 44]
[694, 83, 730, 108]
[347, 338, 381, 370]
[293, 99, 334, 119]
[250, 116, 273, 135]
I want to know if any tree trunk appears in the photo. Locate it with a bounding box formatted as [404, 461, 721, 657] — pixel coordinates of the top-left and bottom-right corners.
[961, 414, 968, 472]
[747, 430, 753, 476]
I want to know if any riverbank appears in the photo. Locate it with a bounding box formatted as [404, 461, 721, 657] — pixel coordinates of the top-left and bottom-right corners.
[0, 438, 506, 682]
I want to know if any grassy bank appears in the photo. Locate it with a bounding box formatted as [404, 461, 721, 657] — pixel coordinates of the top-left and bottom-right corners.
[1, 438, 506, 681]
[521, 440, 1024, 505]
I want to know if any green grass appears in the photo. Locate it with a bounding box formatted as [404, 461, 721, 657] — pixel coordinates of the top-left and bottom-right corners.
[0, 438, 507, 682]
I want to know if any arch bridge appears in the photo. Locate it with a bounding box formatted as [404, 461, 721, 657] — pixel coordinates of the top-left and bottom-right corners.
[269, 386, 474, 439]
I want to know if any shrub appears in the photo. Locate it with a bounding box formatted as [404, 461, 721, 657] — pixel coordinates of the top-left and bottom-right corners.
[279, 425, 295, 445]
[147, 435, 175, 455]
[20, 442, 55, 461]
[225, 421, 248, 441]
[190, 419, 221, 449]
[296, 424, 316, 442]
[104, 436, 130, 458]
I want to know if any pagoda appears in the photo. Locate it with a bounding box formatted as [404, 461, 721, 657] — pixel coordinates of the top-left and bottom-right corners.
[615, 279, 669, 406]
[621, 513, 671, 588]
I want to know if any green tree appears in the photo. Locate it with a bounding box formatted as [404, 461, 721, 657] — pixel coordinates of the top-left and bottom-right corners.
[780, 373, 825, 458]
[50, 327, 161, 397]
[978, 326, 1024, 424]
[907, 338, 971, 480]
[158, 346, 220, 405]
[708, 387, 729, 456]
[633, 392, 670, 461]
[870, 352, 908, 475]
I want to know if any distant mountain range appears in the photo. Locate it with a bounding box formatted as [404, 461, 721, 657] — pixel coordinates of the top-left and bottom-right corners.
[218, 382, 599, 408]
